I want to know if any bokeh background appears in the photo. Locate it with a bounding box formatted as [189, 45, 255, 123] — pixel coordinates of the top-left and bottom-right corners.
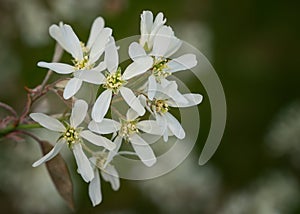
[0, 0, 300, 213]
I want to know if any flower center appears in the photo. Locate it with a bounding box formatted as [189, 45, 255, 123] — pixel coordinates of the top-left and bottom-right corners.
[72, 56, 92, 70]
[119, 120, 139, 139]
[72, 42, 93, 70]
[152, 57, 171, 81]
[151, 99, 169, 114]
[103, 68, 126, 94]
[63, 127, 79, 146]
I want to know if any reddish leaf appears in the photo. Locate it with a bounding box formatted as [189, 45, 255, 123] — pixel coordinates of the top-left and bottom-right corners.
[39, 141, 75, 211]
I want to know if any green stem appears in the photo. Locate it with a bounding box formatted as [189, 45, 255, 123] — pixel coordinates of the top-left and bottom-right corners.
[0, 123, 42, 138]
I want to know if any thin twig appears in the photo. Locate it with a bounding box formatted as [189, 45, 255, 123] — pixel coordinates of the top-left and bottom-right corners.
[0, 102, 18, 117]
[40, 43, 64, 90]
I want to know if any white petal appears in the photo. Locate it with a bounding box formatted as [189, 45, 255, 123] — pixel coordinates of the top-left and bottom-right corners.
[165, 112, 185, 139]
[156, 113, 168, 135]
[164, 37, 182, 58]
[105, 136, 123, 168]
[89, 168, 102, 207]
[74, 70, 105, 84]
[161, 80, 188, 104]
[168, 93, 203, 107]
[92, 89, 112, 122]
[105, 37, 119, 73]
[101, 165, 120, 191]
[49, 24, 70, 54]
[167, 54, 197, 73]
[147, 75, 157, 100]
[73, 143, 94, 182]
[140, 11, 153, 47]
[140, 11, 153, 35]
[89, 28, 112, 64]
[88, 119, 121, 135]
[37, 62, 74, 74]
[32, 139, 65, 167]
[129, 134, 156, 167]
[87, 17, 105, 48]
[122, 56, 153, 80]
[30, 113, 65, 132]
[50, 23, 83, 59]
[120, 87, 145, 116]
[151, 26, 174, 57]
[80, 130, 116, 151]
[126, 108, 139, 121]
[63, 78, 83, 99]
[93, 61, 106, 72]
[152, 12, 166, 34]
[137, 120, 163, 136]
[128, 42, 147, 60]
[61, 24, 83, 60]
[70, 99, 88, 127]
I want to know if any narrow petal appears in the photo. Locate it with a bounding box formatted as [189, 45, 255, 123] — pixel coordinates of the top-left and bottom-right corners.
[168, 93, 203, 108]
[32, 139, 65, 167]
[167, 54, 197, 73]
[126, 108, 139, 121]
[61, 24, 83, 60]
[74, 70, 105, 84]
[105, 37, 119, 73]
[160, 80, 188, 104]
[89, 28, 112, 64]
[80, 130, 116, 151]
[129, 134, 156, 167]
[49, 24, 69, 53]
[147, 75, 157, 100]
[151, 26, 173, 57]
[164, 37, 182, 58]
[73, 143, 94, 182]
[88, 119, 121, 135]
[122, 56, 153, 80]
[101, 165, 120, 191]
[165, 112, 185, 139]
[105, 136, 123, 168]
[70, 99, 88, 128]
[137, 120, 163, 136]
[128, 42, 147, 60]
[30, 113, 65, 132]
[89, 168, 102, 207]
[92, 89, 112, 122]
[93, 61, 106, 72]
[140, 11, 153, 47]
[63, 78, 83, 99]
[120, 87, 145, 116]
[37, 62, 74, 74]
[156, 113, 168, 137]
[87, 17, 105, 48]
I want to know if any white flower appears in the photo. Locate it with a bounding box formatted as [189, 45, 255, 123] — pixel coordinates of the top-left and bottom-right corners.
[140, 81, 203, 141]
[30, 99, 116, 182]
[88, 137, 121, 206]
[89, 109, 162, 167]
[139, 10, 166, 51]
[91, 37, 153, 122]
[37, 17, 112, 99]
[148, 26, 198, 100]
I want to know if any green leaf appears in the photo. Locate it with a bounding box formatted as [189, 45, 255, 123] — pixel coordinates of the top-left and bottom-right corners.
[40, 141, 75, 211]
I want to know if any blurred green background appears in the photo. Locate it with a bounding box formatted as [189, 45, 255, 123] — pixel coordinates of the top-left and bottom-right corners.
[0, 0, 300, 213]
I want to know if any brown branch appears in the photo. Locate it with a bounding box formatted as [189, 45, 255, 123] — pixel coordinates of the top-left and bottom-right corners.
[0, 102, 18, 117]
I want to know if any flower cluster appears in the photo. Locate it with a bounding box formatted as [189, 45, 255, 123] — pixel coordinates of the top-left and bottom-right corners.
[31, 11, 202, 206]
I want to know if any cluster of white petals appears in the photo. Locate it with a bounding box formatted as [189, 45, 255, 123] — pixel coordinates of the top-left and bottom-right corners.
[32, 10, 202, 207]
